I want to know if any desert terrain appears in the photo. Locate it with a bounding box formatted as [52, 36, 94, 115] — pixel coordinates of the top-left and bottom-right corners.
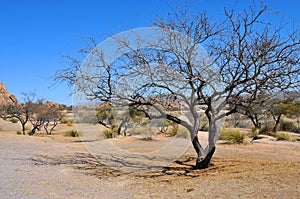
[0, 118, 299, 199]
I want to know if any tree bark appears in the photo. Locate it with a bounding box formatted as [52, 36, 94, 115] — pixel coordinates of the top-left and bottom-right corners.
[29, 126, 38, 136]
[194, 146, 216, 169]
[21, 122, 26, 135]
[273, 114, 282, 132]
[190, 129, 216, 169]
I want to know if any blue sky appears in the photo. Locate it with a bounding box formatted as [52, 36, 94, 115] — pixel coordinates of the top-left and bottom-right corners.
[0, 0, 299, 105]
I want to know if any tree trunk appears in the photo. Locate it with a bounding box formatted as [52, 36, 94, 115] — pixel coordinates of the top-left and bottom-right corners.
[21, 122, 26, 135]
[29, 126, 38, 136]
[194, 146, 216, 169]
[190, 129, 216, 169]
[118, 119, 127, 136]
[273, 114, 282, 133]
[248, 113, 261, 129]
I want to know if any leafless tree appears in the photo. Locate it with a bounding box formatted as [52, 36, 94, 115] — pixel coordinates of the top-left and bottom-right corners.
[55, 3, 300, 169]
[236, 91, 270, 129]
[0, 92, 37, 135]
[28, 101, 66, 135]
[43, 102, 65, 135]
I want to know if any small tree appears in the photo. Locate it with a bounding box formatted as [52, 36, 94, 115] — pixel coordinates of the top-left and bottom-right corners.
[237, 91, 270, 129]
[28, 99, 46, 135]
[0, 92, 37, 135]
[268, 92, 300, 132]
[43, 102, 65, 135]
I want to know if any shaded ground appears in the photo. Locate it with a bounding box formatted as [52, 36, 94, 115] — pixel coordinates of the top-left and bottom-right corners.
[0, 119, 299, 198]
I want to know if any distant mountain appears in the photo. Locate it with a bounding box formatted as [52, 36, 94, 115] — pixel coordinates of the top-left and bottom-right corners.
[0, 81, 18, 106]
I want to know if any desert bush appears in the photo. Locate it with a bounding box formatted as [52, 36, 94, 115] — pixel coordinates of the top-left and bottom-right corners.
[260, 124, 275, 136]
[177, 126, 190, 139]
[159, 120, 172, 133]
[224, 113, 250, 128]
[60, 119, 74, 126]
[293, 127, 300, 134]
[25, 125, 31, 131]
[130, 127, 145, 135]
[80, 115, 98, 124]
[248, 127, 259, 138]
[166, 122, 179, 137]
[275, 133, 293, 141]
[199, 116, 209, 131]
[219, 128, 245, 144]
[103, 129, 113, 138]
[280, 120, 298, 133]
[9, 118, 19, 123]
[64, 129, 79, 137]
[16, 130, 22, 135]
[103, 126, 120, 138]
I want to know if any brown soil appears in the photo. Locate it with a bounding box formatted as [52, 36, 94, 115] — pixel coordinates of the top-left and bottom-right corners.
[0, 118, 299, 198]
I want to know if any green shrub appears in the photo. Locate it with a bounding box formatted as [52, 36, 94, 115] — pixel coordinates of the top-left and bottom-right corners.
[103, 129, 113, 138]
[64, 129, 79, 137]
[9, 118, 19, 123]
[16, 130, 22, 135]
[103, 126, 120, 138]
[275, 133, 293, 141]
[219, 128, 245, 144]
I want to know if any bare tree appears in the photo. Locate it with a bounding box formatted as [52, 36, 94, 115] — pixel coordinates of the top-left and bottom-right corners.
[0, 92, 37, 135]
[268, 92, 300, 132]
[236, 91, 270, 129]
[55, 3, 300, 169]
[43, 102, 65, 135]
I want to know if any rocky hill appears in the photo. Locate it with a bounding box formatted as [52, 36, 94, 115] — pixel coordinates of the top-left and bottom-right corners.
[0, 81, 18, 106]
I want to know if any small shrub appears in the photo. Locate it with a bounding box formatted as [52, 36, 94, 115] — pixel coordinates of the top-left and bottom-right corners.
[103, 126, 119, 138]
[9, 118, 19, 123]
[260, 124, 274, 136]
[166, 122, 179, 137]
[64, 129, 79, 137]
[219, 128, 245, 144]
[177, 127, 190, 139]
[275, 133, 292, 141]
[160, 120, 171, 133]
[248, 127, 259, 138]
[199, 123, 209, 131]
[280, 120, 298, 133]
[103, 129, 113, 138]
[199, 116, 209, 131]
[16, 130, 22, 135]
[60, 119, 74, 126]
[293, 127, 300, 134]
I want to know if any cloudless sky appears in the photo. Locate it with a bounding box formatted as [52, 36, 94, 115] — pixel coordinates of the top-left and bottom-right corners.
[1, 0, 299, 105]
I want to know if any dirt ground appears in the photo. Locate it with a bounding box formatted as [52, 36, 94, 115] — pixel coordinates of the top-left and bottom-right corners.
[0, 119, 299, 198]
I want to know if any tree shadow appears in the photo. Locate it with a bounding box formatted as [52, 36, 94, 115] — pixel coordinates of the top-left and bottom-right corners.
[29, 153, 235, 179]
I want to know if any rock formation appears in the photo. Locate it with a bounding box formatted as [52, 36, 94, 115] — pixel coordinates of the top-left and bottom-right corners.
[0, 81, 18, 106]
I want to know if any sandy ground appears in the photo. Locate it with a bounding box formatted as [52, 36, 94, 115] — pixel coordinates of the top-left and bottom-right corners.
[0, 119, 299, 198]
